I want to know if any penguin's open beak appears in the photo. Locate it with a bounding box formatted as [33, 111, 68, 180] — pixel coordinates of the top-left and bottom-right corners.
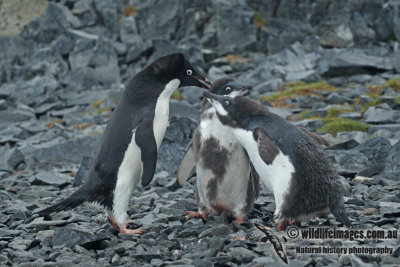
[196, 77, 212, 89]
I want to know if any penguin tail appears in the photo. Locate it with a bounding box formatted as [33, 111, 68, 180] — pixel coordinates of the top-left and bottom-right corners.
[36, 186, 89, 216]
[330, 200, 352, 228]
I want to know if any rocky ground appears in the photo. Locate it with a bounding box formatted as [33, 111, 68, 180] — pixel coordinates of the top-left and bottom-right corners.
[0, 0, 400, 266]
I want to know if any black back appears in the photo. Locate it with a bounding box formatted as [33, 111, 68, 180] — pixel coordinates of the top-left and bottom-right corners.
[246, 113, 344, 219]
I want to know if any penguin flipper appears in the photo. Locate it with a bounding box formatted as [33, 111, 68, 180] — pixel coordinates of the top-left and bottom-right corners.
[298, 127, 330, 147]
[176, 138, 196, 187]
[253, 127, 280, 166]
[135, 119, 158, 187]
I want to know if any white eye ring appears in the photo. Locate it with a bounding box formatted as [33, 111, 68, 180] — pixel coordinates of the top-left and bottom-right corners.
[186, 69, 193, 75]
[225, 86, 232, 92]
[224, 100, 230, 106]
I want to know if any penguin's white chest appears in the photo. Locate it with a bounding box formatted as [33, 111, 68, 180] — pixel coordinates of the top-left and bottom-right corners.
[153, 79, 181, 148]
[231, 128, 294, 217]
[112, 79, 180, 225]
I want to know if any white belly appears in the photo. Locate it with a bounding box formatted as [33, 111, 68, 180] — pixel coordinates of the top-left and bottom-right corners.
[112, 79, 180, 225]
[196, 109, 252, 217]
[231, 128, 294, 218]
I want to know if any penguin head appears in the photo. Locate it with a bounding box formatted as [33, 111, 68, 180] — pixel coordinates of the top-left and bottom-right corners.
[150, 53, 211, 89]
[210, 78, 252, 96]
[203, 92, 268, 127]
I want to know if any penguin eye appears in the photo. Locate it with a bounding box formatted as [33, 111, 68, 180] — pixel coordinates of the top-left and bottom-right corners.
[223, 100, 230, 106]
[186, 69, 193, 76]
[225, 87, 232, 93]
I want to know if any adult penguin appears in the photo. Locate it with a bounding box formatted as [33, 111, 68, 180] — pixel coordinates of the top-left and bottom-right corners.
[37, 53, 210, 234]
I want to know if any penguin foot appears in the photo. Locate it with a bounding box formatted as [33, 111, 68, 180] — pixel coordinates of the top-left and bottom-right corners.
[183, 211, 208, 222]
[119, 226, 145, 235]
[107, 215, 145, 235]
[234, 217, 245, 224]
[277, 219, 296, 231]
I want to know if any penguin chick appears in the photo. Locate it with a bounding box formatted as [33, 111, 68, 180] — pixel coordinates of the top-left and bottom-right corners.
[203, 92, 351, 230]
[177, 78, 259, 224]
[36, 53, 210, 234]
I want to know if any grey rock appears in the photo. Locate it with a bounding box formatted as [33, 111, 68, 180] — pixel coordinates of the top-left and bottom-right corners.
[215, 0, 256, 55]
[329, 137, 391, 174]
[93, 0, 117, 35]
[52, 227, 107, 248]
[65, 39, 121, 90]
[19, 134, 101, 166]
[375, 140, 400, 181]
[73, 156, 93, 187]
[135, 0, 180, 41]
[349, 12, 376, 45]
[326, 92, 348, 104]
[20, 3, 69, 44]
[379, 202, 400, 217]
[293, 119, 324, 132]
[252, 79, 284, 95]
[338, 112, 363, 120]
[269, 107, 293, 119]
[327, 131, 370, 150]
[229, 247, 257, 263]
[207, 66, 226, 82]
[170, 100, 201, 121]
[320, 23, 354, 48]
[319, 49, 393, 77]
[364, 107, 400, 124]
[30, 172, 70, 187]
[0, 108, 35, 124]
[180, 86, 207, 106]
[0, 145, 24, 171]
[157, 118, 197, 174]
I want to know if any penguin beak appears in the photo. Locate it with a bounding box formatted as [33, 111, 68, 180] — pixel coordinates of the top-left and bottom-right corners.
[203, 91, 221, 102]
[241, 86, 252, 96]
[196, 77, 212, 89]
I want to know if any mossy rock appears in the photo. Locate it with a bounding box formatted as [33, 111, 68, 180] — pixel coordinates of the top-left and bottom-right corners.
[254, 11, 266, 27]
[171, 90, 183, 101]
[260, 81, 337, 107]
[317, 118, 369, 134]
[384, 76, 400, 91]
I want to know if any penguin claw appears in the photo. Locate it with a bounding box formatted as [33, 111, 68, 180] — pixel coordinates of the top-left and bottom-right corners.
[277, 219, 297, 231]
[119, 227, 146, 235]
[235, 217, 245, 224]
[183, 211, 208, 222]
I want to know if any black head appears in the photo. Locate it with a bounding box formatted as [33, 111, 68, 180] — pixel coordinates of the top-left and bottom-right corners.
[149, 53, 210, 89]
[210, 78, 252, 96]
[203, 92, 268, 128]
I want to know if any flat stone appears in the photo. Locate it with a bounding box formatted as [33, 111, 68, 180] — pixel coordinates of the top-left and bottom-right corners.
[364, 107, 400, 124]
[30, 172, 70, 187]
